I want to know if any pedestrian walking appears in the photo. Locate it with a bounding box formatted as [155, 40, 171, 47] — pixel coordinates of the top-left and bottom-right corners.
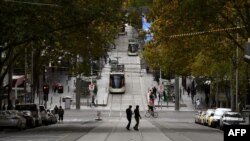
[187, 87, 190, 96]
[205, 96, 209, 107]
[104, 55, 107, 64]
[58, 106, 64, 122]
[109, 58, 111, 64]
[2, 104, 6, 110]
[126, 105, 133, 130]
[153, 86, 157, 98]
[133, 105, 141, 131]
[54, 105, 59, 115]
[195, 98, 200, 109]
[91, 95, 96, 107]
[158, 92, 163, 105]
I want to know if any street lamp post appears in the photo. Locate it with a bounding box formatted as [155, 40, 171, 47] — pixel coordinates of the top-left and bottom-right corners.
[75, 55, 81, 109]
[175, 76, 179, 111]
[236, 22, 239, 112]
[0, 43, 7, 107]
[160, 67, 162, 84]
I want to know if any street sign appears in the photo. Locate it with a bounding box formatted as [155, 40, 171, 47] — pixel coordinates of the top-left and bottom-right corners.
[89, 83, 95, 91]
[158, 84, 164, 93]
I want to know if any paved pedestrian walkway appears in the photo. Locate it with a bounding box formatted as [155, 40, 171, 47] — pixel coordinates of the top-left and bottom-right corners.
[76, 119, 172, 141]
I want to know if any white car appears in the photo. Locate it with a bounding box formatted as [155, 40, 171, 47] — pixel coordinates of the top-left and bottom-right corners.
[0, 110, 26, 130]
[211, 108, 231, 128]
[219, 111, 245, 130]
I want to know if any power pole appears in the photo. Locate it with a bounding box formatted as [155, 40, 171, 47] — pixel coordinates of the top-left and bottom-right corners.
[8, 47, 13, 108]
[175, 76, 179, 111]
[235, 21, 239, 112]
[230, 64, 234, 111]
[76, 77, 80, 109]
[159, 67, 162, 84]
[76, 55, 81, 109]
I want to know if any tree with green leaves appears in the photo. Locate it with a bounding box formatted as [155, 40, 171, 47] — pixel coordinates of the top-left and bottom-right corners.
[143, 0, 250, 109]
[0, 0, 124, 106]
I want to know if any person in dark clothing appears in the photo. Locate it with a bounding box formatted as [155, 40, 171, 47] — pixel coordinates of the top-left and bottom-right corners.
[133, 105, 141, 131]
[205, 96, 209, 107]
[2, 104, 6, 110]
[58, 106, 64, 122]
[149, 92, 155, 105]
[126, 105, 133, 130]
[54, 105, 59, 116]
[187, 87, 190, 96]
[153, 86, 157, 98]
[91, 95, 96, 107]
[7, 104, 13, 110]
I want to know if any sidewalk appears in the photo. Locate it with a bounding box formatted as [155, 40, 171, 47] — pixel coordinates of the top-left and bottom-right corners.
[76, 119, 172, 141]
[95, 63, 110, 106]
[144, 77, 207, 111]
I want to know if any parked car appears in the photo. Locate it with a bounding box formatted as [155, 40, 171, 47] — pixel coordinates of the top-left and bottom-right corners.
[204, 109, 215, 126]
[219, 111, 245, 130]
[194, 111, 202, 124]
[199, 111, 207, 125]
[209, 108, 231, 128]
[0, 110, 26, 130]
[15, 103, 42, 127]
[22, 110, 36, 128]
[39, 105, 49, 125]
[207, 112, 215, 127]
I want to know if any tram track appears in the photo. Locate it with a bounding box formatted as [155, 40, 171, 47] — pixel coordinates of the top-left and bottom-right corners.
[108, 93, 123, 118]
[104, 94, 123, 141]
[103, 25, 146, 141]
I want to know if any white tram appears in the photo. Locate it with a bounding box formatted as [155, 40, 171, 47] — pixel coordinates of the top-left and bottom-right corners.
[127, 40, 139, 56]
[109, 71, 125, 94]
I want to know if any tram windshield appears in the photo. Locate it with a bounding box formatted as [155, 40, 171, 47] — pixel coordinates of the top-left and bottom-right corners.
[110, 74, 124, 88]
[128, 44, 138, 53]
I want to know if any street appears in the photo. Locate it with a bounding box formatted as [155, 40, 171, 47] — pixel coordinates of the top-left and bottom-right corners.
[0, 25, 224, 141]
[0, 111, 223, 141]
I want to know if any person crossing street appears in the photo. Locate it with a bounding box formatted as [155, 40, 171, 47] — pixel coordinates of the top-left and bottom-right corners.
[133, 105, 141, 131]
[126, 105, 133, 130]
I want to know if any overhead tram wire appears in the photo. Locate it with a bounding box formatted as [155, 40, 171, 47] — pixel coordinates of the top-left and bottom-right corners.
[166, 26, 245, 39]
[4, 0, 59, 7]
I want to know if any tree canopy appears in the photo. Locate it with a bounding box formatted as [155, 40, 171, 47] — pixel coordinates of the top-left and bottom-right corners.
[0, 0, 124, 100]
[143, 0, 250, 106]
[144, 0, 249, 77]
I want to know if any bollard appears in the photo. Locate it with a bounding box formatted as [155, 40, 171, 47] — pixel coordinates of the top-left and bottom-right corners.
[95, 111, 102, 121]
[96, 100, 98, 106]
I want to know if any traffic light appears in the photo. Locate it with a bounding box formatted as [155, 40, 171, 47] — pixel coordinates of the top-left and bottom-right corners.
[43, 84, 49, 95]
[58, 85, 63, 93]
